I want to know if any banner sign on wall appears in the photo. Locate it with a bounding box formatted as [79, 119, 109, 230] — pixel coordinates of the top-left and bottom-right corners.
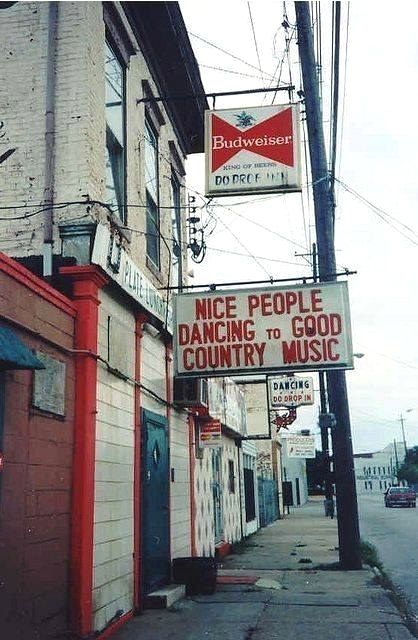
[285, 435, 316, 459]
[92, 225, 172, 332]
[199, 420, 222, 447]
[205, 104, 301, 197]
[268, 375, 314, 408]
[173, 281, 353, 377]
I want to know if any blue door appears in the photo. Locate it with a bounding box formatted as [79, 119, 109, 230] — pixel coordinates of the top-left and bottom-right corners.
[212, 449, 223, 542]
[141, 409, 170, 595]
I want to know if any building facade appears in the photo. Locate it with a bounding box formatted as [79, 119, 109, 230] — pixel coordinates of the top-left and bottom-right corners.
[0, 2, 207, 637]
[0, 253, 76, 640]
[354, 442, 404, 495]
[244, 381, 284, 524]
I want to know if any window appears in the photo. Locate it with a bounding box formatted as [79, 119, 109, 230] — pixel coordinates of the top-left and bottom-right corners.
[228, 459, 235, 493]
[144, 120, 160, 268]
[105, 41, 126, 220]
[171, 174, 182, 288]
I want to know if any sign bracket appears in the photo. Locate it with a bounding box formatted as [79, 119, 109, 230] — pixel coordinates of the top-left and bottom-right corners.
[137, 85, 294, 105]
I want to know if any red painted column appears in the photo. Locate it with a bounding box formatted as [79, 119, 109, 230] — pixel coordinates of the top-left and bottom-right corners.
[133, 314, 147, 612]
[60, 265, 108, 637]
[188, 413, 197, 556]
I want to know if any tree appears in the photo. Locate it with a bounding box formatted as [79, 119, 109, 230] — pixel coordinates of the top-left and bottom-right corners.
[397, 446, 418, 484]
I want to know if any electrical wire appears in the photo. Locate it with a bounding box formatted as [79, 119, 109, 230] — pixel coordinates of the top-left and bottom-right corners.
[336, 179, 418, 246]
[199, 64, 269, 80]
[329, 2, 341, 213]
[336, 3, 350, 186]
[211, 212, 273, 279]
[205, 199, 308, 251]
[188, 31, 278, 81]
[247, 3, 265, 86]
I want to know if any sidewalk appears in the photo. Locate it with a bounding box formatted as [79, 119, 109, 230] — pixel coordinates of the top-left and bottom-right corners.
[112, 498, 414, 640]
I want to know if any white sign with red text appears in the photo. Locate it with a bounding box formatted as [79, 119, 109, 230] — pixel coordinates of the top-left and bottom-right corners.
[205, 104, 301, 196]
[269, 375, 314, 408]
[173, 281, 353, 378]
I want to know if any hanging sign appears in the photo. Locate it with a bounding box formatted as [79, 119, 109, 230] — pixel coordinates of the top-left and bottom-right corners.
[268, 375, 314, 408]
[173, 281, 353, 378]
[285, 435, 316, 458]
[205, 103, 301, 196]
[199, 420, 222, 447]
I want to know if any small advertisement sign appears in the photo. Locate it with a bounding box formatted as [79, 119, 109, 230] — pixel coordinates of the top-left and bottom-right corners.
[199, 420, 222, 448]
[174, 281, 353, 377]
[268, 375, 314, 408]
[205, 103, 301, 197]
[286, 435, 316, 458]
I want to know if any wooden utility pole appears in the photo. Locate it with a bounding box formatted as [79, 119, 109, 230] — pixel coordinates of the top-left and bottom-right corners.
[295, 2, 362, 569]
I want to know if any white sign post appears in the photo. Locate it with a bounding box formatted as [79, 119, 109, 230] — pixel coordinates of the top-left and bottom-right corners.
[174, 281, 353, 377]
[205, 104, 301, 197]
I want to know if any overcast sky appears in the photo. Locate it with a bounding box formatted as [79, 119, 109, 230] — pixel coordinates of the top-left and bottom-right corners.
[179, 1, 418, 454]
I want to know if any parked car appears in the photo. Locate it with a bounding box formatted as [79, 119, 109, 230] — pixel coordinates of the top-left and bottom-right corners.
[384, 486, 416, 508]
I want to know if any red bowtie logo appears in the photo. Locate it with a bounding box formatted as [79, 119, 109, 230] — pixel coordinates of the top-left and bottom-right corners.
[211, 107, 294, 172]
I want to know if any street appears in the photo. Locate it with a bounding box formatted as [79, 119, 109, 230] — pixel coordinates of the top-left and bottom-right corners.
[358, 493, 418, 614]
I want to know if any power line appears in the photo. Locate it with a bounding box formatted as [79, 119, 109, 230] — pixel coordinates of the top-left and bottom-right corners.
[336, 178, 418, 245]
[199, 64, 268, 80]
[207, 199, 308, 251]
[329, 1, 341, 213]
[188, 31, 278, 81]
[336, 4, 350, 190]
[247, 3, 265, 86]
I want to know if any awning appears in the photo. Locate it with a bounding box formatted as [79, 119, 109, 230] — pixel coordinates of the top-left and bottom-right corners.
[0, 326, 45, 370]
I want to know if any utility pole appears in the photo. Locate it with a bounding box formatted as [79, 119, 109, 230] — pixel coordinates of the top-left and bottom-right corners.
[393, 439, 399, 474]
[295, 2, 362, 569]
[399, 414, 408, 458]
[312, 243, 333, 502]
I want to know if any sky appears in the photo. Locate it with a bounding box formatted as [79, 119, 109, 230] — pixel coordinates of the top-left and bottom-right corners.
[179, 1, 418, 454]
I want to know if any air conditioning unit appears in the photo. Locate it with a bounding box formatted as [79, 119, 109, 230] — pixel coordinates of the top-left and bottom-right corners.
[174, 378, 209, 411]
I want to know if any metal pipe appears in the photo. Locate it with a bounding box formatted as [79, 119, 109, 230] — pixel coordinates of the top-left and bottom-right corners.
[137, 85, 294, 105]
[159, 270, 356, 291]
[43, 1, 58, 276]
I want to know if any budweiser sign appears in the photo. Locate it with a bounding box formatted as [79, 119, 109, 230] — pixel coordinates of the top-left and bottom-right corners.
[205, 104, 301, 197]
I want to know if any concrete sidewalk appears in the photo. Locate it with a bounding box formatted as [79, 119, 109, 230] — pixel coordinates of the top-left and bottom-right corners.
[111, 498, 414, 639]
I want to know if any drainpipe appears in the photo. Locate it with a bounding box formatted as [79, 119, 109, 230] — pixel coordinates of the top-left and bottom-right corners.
[43, 1, 58, 276]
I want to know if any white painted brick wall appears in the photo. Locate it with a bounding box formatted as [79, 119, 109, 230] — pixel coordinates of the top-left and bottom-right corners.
[0, 1, 188, 296]
[0, 2, 194, 627]
[93, 289, 135, 631]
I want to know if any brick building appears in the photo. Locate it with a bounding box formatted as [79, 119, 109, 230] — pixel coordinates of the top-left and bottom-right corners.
[0, 1, 208, 637]
[0, 253, 76, 639]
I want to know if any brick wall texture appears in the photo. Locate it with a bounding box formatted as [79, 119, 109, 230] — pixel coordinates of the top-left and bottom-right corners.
[0, 260, 75, 639]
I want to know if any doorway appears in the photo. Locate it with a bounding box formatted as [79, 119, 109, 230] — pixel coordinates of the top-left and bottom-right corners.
[141, 409, 170, 595]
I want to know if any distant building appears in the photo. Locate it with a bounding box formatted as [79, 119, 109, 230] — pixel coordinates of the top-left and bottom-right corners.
[243, 381, 284, 522]
[354, 442, 406, 494]
[281, 435, 309, 507]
